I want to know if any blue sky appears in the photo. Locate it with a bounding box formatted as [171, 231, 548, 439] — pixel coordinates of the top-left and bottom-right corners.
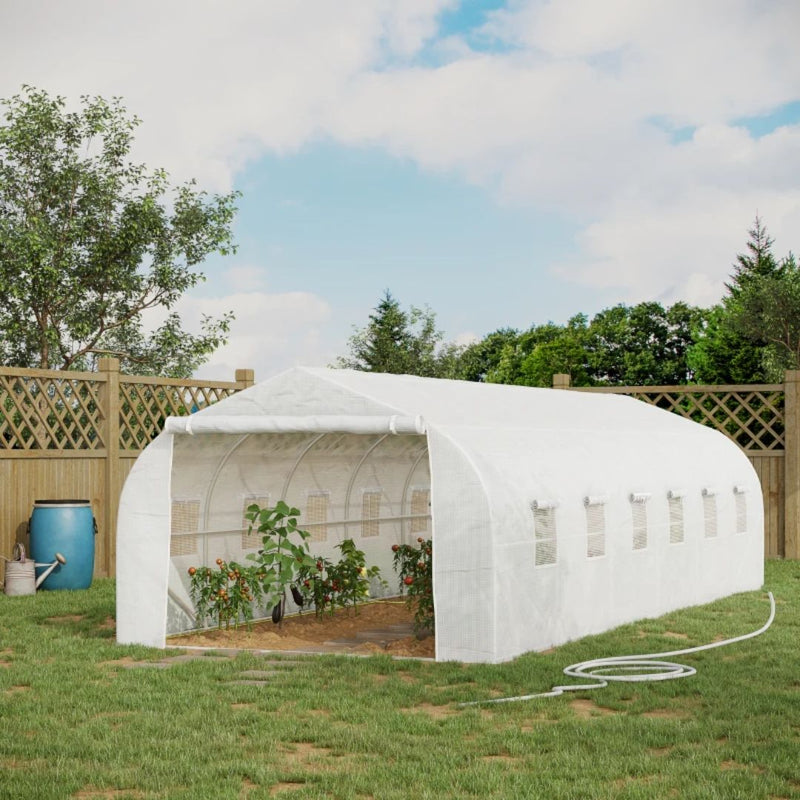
[224, 143, 591, 337]
[2, 0, 799, 380]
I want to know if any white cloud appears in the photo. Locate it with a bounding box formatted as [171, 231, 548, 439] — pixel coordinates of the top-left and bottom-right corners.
[185, 290, 335, 381]
[551, 122, 800, 304]
[224, 265, 270, 293]
[0, 0, 453, 190]
[140, 289, 336, 381]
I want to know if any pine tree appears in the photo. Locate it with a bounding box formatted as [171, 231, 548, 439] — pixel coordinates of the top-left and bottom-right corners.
[726, 215, 782, 294]
[334, 290, 456, 377]
[690, 217, 784, 383]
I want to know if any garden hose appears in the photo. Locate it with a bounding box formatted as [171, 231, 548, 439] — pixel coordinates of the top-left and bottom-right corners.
[460, 592, 775, 706]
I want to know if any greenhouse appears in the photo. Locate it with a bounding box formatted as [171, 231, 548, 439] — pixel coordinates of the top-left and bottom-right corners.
[116, 367, 764, 663]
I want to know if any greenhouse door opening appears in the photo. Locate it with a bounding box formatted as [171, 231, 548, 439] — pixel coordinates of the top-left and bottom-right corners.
[166, 431, 432, 634]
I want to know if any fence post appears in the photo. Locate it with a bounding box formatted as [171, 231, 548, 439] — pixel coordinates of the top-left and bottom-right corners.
[98, 357, 120, 577]
[552, 373, 571, 390]
[784, 371, 800, 559]
[235, 368, 255, 389]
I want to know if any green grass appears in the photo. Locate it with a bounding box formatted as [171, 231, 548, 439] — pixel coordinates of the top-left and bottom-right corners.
[1, 562, 800, 799]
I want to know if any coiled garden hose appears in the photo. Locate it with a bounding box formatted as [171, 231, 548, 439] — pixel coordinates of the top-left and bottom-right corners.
[461, 591, 775, 706]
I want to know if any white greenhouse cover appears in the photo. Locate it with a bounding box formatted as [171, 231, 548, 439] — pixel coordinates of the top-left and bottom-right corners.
[117, 367, 764, 663]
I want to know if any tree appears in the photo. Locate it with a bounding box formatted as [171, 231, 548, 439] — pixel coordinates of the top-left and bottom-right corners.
[475, 302, 702, 388]
[727, 214, 782, 293]
[689, 217, 786, 384]
[334, 290, 461, 377]
[726, 254, 800, 379]
[514, 316, 591, 386]
[586, 302, 706, 385]
[451, 327, 520, 382]
[0, 86, 238, 376]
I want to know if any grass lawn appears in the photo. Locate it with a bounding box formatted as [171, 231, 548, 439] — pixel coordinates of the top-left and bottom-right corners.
[1, 561, 799, 800]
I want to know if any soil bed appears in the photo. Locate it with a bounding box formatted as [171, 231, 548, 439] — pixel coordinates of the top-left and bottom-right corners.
[168, 599, 435, 659]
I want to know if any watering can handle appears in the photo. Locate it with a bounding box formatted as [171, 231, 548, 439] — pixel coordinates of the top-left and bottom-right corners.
[12, 542, 26, 562]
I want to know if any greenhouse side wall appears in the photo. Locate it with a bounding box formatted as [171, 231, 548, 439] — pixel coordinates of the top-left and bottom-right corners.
[555, 372, 795, 560]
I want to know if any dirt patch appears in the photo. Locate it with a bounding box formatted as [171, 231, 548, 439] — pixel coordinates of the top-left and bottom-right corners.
[481, 754, 517, 764]
[662, 631, 690, 640]
[46, 614, 85, 624]
[613, 774, 657, 789]
[169, 600, 434, 659]
[239, 778, 258, 800]
[72, 789, 145, 799]
[270, 782, 305, 797]
[642, 707, 692, 720]
[569, 698, 618, 718]
[282, 742, 335, 764]
[720, 760, 764, 774]
[302, 709, 331, 719]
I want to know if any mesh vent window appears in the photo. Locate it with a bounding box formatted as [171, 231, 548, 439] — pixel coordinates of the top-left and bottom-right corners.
[631, 500, 648, 550]
[533, 506, 557, 566]
[241, 495, 270, 551]
[668, 496, 684, 544]
[585, 503, 605, 558]
[361, 491, 381, 538]
[735, 491, 747, 534]
[171, 499, 200, 557]
[410, 488, 430, 534]
[703, 493, 718, 538]
[306, 492, 329, 542]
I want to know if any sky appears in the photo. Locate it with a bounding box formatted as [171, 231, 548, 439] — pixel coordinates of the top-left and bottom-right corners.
[1, 0, 799, 381]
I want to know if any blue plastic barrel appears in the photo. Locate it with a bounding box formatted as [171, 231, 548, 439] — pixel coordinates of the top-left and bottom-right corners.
[29, 500, 96, 590]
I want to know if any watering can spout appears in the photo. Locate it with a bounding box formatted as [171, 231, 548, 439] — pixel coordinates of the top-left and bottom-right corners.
[35, 552, 66, 589]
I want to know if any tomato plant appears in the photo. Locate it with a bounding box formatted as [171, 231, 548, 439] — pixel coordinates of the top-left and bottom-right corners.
[187, 558, 265, 630]
[391, 538, 434, 635]
[244, 500, 318, 622]
[299, 539, 384, 616]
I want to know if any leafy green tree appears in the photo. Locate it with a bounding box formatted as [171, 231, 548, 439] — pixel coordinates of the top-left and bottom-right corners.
[477, 302, 701, 388]
[448, 328, 519, 382]
[515, 316, 591, 387]
[686, 306, 767, 384]
[586, 302, 706, 385]
[335, 290, 462, 377]
[0, 86, 238, 376]
[483, 322, 576, 386]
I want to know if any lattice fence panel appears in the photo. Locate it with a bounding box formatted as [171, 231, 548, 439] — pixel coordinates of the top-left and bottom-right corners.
[0, 373, 104, 450]
[119, 382, 239, 450]
[628, 388, 785, 451]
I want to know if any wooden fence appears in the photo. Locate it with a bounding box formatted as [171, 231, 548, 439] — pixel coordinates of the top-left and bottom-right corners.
[0, 358, 254, 580]
[2, 361, 796, 581]
[554, 372, 798, 559]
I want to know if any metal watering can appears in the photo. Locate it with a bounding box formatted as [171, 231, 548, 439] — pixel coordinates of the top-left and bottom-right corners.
[2, 543, 67, 596]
